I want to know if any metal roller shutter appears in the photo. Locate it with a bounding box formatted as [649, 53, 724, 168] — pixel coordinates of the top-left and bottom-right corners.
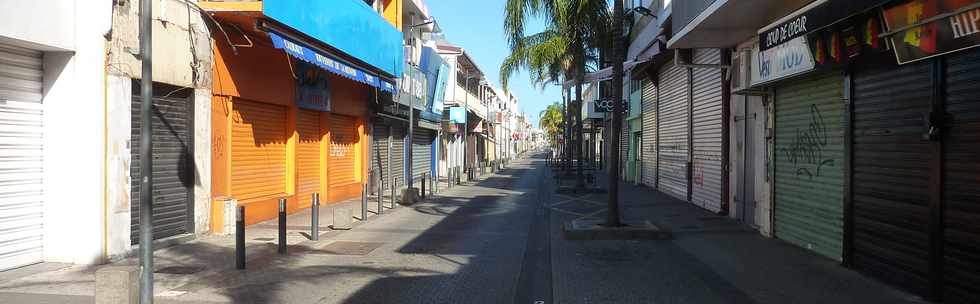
[131, 83, 194, 244]
[657, 63, 690, 201]
[621, 117, 629, 177]
[391, 124, 406, 188]
[412, 128, 433, 180]
[329, 114, 358, 187]
[371, 122, 389, 194]
[231, 100, 287, 201]
[852, 59, 931, 293]
[943, 49, 980, 303]
[774, 72, 845, 261]
[296, 110, 321, 209]
[0, 43, 43, 270]
[641, 78, 657, 187]
[691, 49, 724, 212]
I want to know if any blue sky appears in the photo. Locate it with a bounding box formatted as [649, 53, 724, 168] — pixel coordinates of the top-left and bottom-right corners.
[427, 0, 560, 128]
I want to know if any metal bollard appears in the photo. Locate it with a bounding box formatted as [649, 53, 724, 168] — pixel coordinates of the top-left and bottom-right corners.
[311, 193, 319, 241]
[236, 206, 246, 270]
[391, 177, 397, 209]
[278, 198, 287, 254]
[361, 183, 368, 221]
[378, 181, 384, 215]
[421, 173, 426, 198]
[433, 171, 438, 194]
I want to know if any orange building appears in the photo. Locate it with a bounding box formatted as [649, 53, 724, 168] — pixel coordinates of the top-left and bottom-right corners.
[201, 0, 404, 227]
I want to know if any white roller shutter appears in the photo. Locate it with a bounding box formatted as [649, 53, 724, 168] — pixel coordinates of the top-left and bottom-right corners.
[691, 49, 724, 212]
[657, 63, 690, 202]
[0, 43, 44, 270]
[640, 78, 657, 187]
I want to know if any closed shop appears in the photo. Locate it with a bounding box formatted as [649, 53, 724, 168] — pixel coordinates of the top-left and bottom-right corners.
[391, 123, 406, 188]
[641, 78, 658, 187]
[231, 100, 288, 201]
[296, 110, 321, 209]
[851, 49, 980, 302]
[412, 127, 435, 182]
[130, 82, 194, 244]
[329, 114, 358, 187]
[691, 49, 724, 212]
[370, 122, 390, 194]
[657, 63, 690, 201]
[0, 43, 44, 270]
[773, 72, 845, 261]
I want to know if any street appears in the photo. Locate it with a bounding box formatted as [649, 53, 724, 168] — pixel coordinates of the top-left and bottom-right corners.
[0, 152, 922, 304]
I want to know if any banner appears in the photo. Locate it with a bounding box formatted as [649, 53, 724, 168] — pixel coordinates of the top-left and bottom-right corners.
[883, 0, 980, 64]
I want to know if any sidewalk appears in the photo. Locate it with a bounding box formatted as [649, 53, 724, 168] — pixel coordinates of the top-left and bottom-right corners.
[0, 163, 510, 303]
[546, 166, 927, 304]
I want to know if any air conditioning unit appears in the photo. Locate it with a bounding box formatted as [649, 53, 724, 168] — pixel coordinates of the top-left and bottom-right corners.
[731, 48, 752, 92]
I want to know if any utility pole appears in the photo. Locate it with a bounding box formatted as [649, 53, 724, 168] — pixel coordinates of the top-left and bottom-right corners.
[139, 0, 155, 302]
[607, 0, 625, 227]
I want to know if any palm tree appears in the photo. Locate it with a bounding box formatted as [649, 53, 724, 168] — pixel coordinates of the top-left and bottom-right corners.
[538, 102, 565, 150]
[501, 0, 610, 189]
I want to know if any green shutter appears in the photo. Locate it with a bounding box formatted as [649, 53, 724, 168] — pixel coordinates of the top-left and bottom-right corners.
[773, 72, 845, 261]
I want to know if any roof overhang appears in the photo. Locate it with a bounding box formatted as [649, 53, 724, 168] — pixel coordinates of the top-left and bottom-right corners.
[667, 0, 812, 49]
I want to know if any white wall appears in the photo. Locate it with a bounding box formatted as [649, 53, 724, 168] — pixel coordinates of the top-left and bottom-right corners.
[29, 1, 113, 265]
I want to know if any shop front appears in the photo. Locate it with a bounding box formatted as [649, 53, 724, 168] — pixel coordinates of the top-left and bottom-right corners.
[205, 0, 401, 226]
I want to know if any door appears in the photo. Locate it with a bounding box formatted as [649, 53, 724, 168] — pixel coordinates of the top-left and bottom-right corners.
[691, 49, 724, 212]
[296, 110, 321, 209]
[774, 72, 846, 261]
[657, 63, 690, 201]
[231, 100, 288, 201]
[743, 96, 759, 227]
[371, 122, 389, 195]
[131, 82, 194, 244]
[329, 114, 358, 187]
[0, 43, 44, 270]
[640, 78, 658, 187]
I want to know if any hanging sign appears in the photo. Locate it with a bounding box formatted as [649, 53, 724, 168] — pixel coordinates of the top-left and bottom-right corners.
[294, 62, 331, 112]
[751, 36, 816, 85]
[883, 0, 980, 64]
[449, 107, 466, 124]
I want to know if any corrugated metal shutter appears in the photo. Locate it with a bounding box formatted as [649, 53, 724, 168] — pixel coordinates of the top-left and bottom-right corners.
[691, 49, 724, 212]
[231, 100, 287, 200]
[657, 63, 690, 201]
[641, 78, 657, 187]
[943, 49, 980, 303]
[371, 122, 389, 194]
[621, 117, 629, 178]
[412, 128, 433, 180]
[852, 59, 931, 293]
[329, 114, 358, 187]
[391, 125, 406, 188]
[774, 72, 845, 261]
[131, 84, 193, 244]
[0, 43, 43, 270]
[296, 110, 321, 209]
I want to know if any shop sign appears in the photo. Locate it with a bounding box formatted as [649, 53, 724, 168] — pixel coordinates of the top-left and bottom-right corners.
[294, 62, 331, 112]
[751, 36, 816, 85]
[759, 0, 833, 51]
[449, 107, 466, 124]
[883, 0, 980, 64]
[593, 98, 628, 113]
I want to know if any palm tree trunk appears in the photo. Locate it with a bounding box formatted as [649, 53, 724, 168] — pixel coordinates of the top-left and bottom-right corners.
[574, 47, 586, 188]
[606, 0, 625, 226]
[563, 88, 572, 175]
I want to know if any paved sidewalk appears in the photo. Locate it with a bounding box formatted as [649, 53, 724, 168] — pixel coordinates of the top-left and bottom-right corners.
[545, 165, 927, 304]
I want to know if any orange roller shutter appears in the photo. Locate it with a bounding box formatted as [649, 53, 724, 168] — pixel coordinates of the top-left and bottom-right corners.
[231, 99, 288, 201]
[296, 110, 322, 209]
[329, 114, 358, 187]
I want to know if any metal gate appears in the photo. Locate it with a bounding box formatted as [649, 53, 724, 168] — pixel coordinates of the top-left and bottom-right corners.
[641, 78, 658, 187]
[691, 49, 724, 212]
[0, 42, 44, 270]
[412, 127, 434, 182]
[942, 49, 980, 303]
[131, 82, 194, 244]
[657, 63, 690, 201]
[371, 122, 390, 195]
[774, 72, 845, 261]
[391, 124, 406, 189]
[296, 110, 321, 209]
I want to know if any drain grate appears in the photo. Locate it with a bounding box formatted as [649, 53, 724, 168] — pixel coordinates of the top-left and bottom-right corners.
[254, 237, 274, 241]
[155, 266, 205, 275]
[317, 241, 384, 256]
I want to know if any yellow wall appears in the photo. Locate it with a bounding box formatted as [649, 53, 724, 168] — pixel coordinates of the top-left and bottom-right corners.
[382, 0, 402, 31]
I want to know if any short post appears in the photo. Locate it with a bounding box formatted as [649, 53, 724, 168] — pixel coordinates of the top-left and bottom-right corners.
[236, 206, 245, 269]
[433, 171, 438, 194]
[361, 183, 368, 221]
[311, 193, 320, 241]
[278, 198, 286, 254]
[421, 173, 426, 198]
[378, 180, 384, 215]
[391, 177, 397, 209]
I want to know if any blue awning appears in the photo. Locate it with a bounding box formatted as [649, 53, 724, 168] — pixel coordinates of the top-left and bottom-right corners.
[269, 32, 396, 94]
